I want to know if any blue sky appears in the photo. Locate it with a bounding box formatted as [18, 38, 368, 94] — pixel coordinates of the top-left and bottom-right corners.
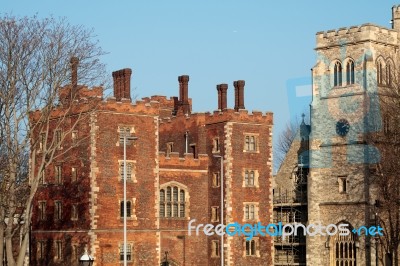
[2, 0, 396, 169]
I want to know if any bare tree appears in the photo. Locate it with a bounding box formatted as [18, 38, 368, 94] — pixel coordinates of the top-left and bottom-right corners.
[274, 114, 309, 172]
[0, 15, 107, 266]
[367, 69, 400, 265]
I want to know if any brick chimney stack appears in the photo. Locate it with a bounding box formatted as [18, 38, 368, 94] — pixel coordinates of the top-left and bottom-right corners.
[233, 80, 245, 111]
[112, 68, 132, 101]
[217, 84, 228, 111]
[178, 75, 190, 114]
[70, 57, 79, 88]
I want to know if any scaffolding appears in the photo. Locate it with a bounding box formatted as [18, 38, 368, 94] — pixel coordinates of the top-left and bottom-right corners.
[273, 160, 308, 266]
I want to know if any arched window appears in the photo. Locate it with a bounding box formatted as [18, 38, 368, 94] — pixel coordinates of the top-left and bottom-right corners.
[386, 60, 393, 87]
[377, 60, 384, 85]
[334, 61, 343, 86]
[329, 223, 357, 266]
[346, 60, 355, 85]
[160, 184, 187, 218]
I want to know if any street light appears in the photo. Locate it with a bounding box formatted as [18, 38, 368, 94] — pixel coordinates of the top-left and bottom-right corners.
[213, 155, 224, 266]
[120, 135, 138, 266]
[79, 249, 94, 266]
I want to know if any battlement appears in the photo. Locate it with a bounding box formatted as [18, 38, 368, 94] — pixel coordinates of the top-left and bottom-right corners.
[59, 85, 103, 103]
[159, 108, 273, 126]
[99, 97, 160, 115]
[159, 152, 208, 169]
[316, 23, 398, 49]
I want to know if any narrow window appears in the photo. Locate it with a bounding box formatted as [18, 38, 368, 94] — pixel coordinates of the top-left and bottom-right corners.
[71, 167, 77, 182]
[55, 130, 62, 149]
[39, 201, 46, 221]
[377, 61, 384, 85]
[244, 204, 257, 220]
[39, 133, 46, 152]
[166, 142, 173, 157]
[54, 201, 62, 220]
[334, 61, 342, 86]
[55, 240, 63, 260]
[160, 189, 165, 217]
[37, 241, 46, 260]
[211, 206, 219, 222]
[246, 240, 256, 256]
[338, 177, 347, 193]
[120, 201, 132, 218]
[244, 135, 257, 151]
[213, 172, 220, 187]
[119, 162, 133, 180]
[212, 240, 220, 257]
[346, 60, 355, 85]
[119, 243, 132, 261]
[387, 63, 392, 86]
[213, 138, 220, 152]
[39, 169, 45, 185]
[55, 165, 62, 184]
[71, 204, 78, 221]
[71, 130, 78, 143]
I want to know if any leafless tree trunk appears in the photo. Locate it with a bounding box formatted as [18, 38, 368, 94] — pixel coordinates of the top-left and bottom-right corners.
[0, 15, 107, 266]
[367, 69, 400, 266]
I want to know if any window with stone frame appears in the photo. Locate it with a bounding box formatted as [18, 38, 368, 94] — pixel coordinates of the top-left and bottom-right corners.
[338, 177, 347, 193]
[212, 172, 220, 188]
[55, 129, 62, 149]
[244, 203, 259, 221]
[245, 238, 259, 257]
[71, 167, 77, 182]
[329, 224, 357, 265]
[39, 133, 46, 152]
[54, 200, 62, 220]
[166, 142, 174, 157]
[71, 130, 78, 144]
[119, 161, 135, 181]
[244, 135, 258, 152]
[211, 206, 219, 222]
[39, 169, 46, 185]
[211, 240, 220, 257]
[159, 184, 187, 218]
[334, 61, 343, 86]
[212, 137, 220, 153]
[120, 200, 132, 218]
[244, 170, 255, 187]
[37, 240, 46, 260]
[71, 204, 78, 221]
[119, 126, 134, 145]
[377, 59, 385, 85]
[346, 60, 355, 85]
[55, 165, 62, 184]
[55, 240, 63, 260]
[119, 243, 132, 261]
[38, 201, 46, 221]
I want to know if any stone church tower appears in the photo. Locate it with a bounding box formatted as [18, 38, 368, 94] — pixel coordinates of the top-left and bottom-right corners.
[307, 6, 400, 266]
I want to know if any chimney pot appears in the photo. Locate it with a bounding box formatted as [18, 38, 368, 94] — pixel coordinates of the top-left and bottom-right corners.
[219, 84, 228, 111]
[178, 75, 190, 114]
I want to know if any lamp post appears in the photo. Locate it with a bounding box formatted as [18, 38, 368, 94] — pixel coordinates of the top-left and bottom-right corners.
[79, 249, 94, 266]
[213, 155, 224, 266]
[120, 135, 138, 266]
[374, 200, 380, 266]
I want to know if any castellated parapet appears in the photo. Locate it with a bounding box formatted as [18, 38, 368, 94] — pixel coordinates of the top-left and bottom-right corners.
[159, 152, 208, 169]
[316, 23, 398, 49]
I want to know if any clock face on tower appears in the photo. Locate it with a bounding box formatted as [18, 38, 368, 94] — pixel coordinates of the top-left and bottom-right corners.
[336, 119, 350, 136]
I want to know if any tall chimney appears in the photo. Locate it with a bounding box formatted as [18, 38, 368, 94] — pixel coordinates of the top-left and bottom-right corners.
[233, 80, 245, 111]
[178, 75, 190, 114]
[70, 57, 79, 88]
[218, 84, 228, 111]
[112, 68, 132, 101]
[122, 68, 132, 100]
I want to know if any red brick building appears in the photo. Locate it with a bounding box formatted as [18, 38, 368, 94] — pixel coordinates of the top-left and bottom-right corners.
[30, 64, 273, 265]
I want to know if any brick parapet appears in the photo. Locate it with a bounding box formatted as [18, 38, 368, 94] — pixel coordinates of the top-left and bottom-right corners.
[159, 152, 208, 169]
